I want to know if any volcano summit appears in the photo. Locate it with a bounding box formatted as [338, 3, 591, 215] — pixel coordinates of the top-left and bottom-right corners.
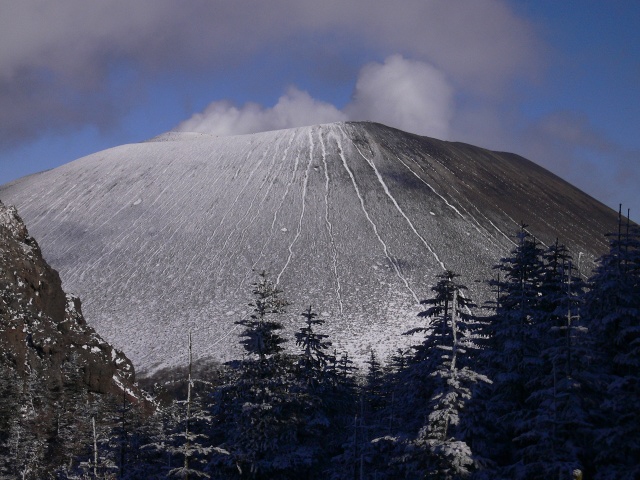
[0, 122, 617, 372]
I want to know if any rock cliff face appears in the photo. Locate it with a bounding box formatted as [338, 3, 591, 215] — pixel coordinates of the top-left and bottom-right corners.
[0, 201, 138, 398]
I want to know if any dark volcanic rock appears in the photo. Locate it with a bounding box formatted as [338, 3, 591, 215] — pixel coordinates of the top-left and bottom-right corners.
[0, 201, 139, 398]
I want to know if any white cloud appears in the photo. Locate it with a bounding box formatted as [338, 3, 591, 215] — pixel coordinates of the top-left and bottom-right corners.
[176, 88, 346, 135]
[347, 55, 454, 139]
[177, 56, 454, 139]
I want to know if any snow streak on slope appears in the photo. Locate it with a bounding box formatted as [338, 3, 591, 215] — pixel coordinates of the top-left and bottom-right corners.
[215, 139, 279, 282]
[319, 130, 344, 314]
[0, 123, 616, 372]
[390, 150, 504, 249]
[246, 131, 296, 282]
[343, 124, 446, 272]
[330, 129, 419, 303]
[276, 129, 313, 285]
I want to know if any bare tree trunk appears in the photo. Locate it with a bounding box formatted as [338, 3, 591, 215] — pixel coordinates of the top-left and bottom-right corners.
[185, 330, 193, 480]
[451, 288, 458, 373]
[92, 415, 98, 479]
[120, 388, 126, 478]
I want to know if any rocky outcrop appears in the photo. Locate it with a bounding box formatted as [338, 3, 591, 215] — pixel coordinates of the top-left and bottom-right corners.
[0, 201, 140, 400]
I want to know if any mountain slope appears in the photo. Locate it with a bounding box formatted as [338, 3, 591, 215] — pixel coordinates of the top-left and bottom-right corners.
[0, 122, 617, 372]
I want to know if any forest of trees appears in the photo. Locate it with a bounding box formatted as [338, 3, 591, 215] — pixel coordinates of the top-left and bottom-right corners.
[0, 214, 638, 479]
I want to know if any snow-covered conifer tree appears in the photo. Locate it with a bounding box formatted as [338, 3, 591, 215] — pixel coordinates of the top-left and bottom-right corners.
[213, 273, 328, 478]
[363, 350, 386, 419]
[513, 241, 591, 479]
[478, 226, 546, 473]
[583, 208, 640, 479]
[405, 272, 488, 479]
[395, 270, 481, 438]
[164, 331, 218, 479]
[235, 270, 289, 367]
[295, 305, 333, 390]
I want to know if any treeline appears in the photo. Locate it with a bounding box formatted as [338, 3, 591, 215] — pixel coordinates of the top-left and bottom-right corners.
[1, 215, 639, 479]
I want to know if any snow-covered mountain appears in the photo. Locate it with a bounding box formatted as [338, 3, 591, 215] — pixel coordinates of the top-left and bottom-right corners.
[0, 122, 617, 373]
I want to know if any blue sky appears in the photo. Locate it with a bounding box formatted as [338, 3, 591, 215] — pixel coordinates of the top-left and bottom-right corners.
[1, 0, 638, 221]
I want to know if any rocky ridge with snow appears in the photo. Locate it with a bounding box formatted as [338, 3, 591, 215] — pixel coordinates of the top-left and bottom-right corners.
[0, 122, 619, 373]
[0, 200, 139, 397]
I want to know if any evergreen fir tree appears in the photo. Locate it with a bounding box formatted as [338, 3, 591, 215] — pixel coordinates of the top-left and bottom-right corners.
[167, 331, 216, 479]
[53, 353, 96, 478]
[398, 270, 480, 437]
[363, 350, 385, 420]
[8, 364, 56, 479]
[143, 332, 221, 479]
[77, 397, 121, 479]
[583, 208, 640, 479]
[212, 273, 326, 478]
[514, 241, 591, 479]
[235, 270, 289, 366]
[479, 226, 546, 474]
[295, 305, 333, 391]
[406, 272, 488, 479]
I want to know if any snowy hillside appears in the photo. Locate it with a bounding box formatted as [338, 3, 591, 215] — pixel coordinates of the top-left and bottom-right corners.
[0, 122, 617, 373]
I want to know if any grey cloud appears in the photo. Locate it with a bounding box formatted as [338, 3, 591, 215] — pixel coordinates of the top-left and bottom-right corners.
[0, 67, 121, 149]
[0, 0, 538, 147]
